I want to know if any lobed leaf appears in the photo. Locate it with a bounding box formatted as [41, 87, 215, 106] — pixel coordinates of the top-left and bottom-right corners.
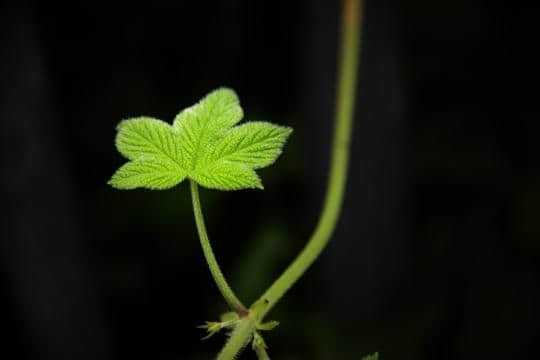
[108, 158, 186, 190]
[173, 88, 243, 169]
[115, 117, 183, 164]
[109, 87, 292, 192]
[190, 161, 262, 190]
[206, 122, 292, 169]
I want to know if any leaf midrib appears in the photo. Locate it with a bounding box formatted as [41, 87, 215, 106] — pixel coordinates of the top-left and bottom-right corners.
[130, 125, 184, 170]
[190, 98, 225, 170]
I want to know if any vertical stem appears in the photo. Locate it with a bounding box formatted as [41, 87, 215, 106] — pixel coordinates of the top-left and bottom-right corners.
[257, 0, 362, 319]
[216, 318, 255, 360]
[190, 180, 246, 312]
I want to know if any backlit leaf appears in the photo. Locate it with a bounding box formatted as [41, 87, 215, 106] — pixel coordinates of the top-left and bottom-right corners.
[173, 88, 243, 170]
[108, 158, 186, 190]
[206, 122, 292, 169]
[190, 161, 262, 190]
[109, 87, 292, 191]
[115, 117, 182, 163]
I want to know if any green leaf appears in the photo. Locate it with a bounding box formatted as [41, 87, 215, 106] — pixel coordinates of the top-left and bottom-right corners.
[206, 122, 293, 169]
[115, 117, 183, 164]
[108, 158, 186, 190]
[362, 352, 379, 360]
[173, 88, 243, 169]
[111, 116, 186, 189]
[190, 161, 262, 190]
[109, 87, 292, 191]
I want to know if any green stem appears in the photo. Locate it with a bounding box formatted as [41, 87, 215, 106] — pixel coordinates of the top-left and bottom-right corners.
[216, 318, 255, 360]
[190, 180, 246, 312]
[257, 0, 362, 319]
[216, 0, 362, 357]
[254, 346, 271, 360]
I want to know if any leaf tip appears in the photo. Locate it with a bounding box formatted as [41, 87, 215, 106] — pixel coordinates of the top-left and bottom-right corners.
[115, 118, 132, 131]
[107, 177, 125, 190]
[280, 125, 294, 142]
[213, 86, 238, 97]
[252, 174, 264, 190]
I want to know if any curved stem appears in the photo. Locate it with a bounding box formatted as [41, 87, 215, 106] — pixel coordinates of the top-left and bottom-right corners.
[216, 0, 362, 357]
[258, 0, 362, 319]
[190, 180, 246, 312]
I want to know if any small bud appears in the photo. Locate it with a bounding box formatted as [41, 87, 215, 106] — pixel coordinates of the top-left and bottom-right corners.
[220, 311, 240, 324]
[251, 331, 267, 350]
[257, 320, 279, 331]
[197, 321, 222, 340]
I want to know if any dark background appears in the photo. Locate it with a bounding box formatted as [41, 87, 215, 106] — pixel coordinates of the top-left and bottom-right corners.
[1, 0, 538, 359]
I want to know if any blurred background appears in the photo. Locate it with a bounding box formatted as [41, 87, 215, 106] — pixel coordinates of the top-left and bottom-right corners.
[1, 0, 539, 359]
